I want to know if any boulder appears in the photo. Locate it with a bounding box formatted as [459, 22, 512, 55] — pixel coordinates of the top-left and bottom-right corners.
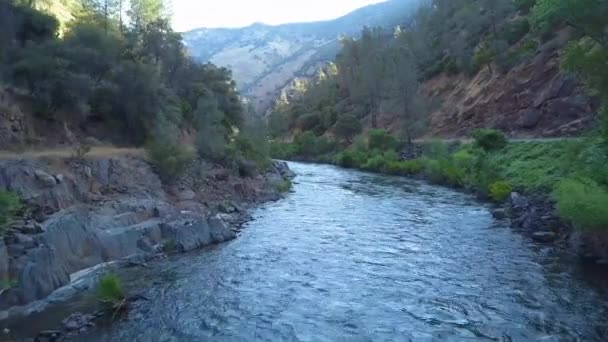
[0, 241, 9, 283]
[532, 231, 558, 243]
[160, 214, 235, 252]
[12, 245, 71, 305]
[34, 170, 57, 188]
[509, 192, 529, 211]
[516, 109, 542, 129]
[272, 160, 296, 180]
[491, 208, 508, 220]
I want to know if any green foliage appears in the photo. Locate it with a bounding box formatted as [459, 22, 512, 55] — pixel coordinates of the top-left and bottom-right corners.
[162, 239, 176, 253]
[473, 42, 495, 73]
[97, 274, 125, 304]
[334, 114, 362, 143]
[1, 1, 246, 147]
[334, 148, 370, 169]
[472, 129, 508, 151]
[489, 181, 513, 202]
[274, 180, 293, 193]
[423, 158, 464, 187]
[145, 137, 195, 181]
[368, 129, 399, 151]
[270, 142, 298, 160]
[502, 18, 530, 44]
[383, 159, 424, 176]
[297, 112, 321, 132]
[0, 191, 21, 235]
[553, 178, 608, 231]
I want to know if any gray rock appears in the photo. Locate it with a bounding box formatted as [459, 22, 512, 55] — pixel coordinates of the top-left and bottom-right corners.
[491, 208, 508, 220]
[532, 231, 557, 243]
[34, 170, 57, 187]
[0, 241, 9, 283]
[509, 192, 529, 210]
[54, 174, 65, 184]
[176, 188, 196, 201]
[160, 214, 235, 252]
[14, 233, 37, 249]
[272, 160, 296, 180]
[517, 109, 542, 129]
[14, 245, 70, 305]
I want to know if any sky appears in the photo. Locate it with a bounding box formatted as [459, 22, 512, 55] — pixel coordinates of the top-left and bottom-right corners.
[171, 0, 387, 32]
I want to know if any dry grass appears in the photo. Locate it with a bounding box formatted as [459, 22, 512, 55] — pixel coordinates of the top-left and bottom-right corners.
[0, 147, 144, 160]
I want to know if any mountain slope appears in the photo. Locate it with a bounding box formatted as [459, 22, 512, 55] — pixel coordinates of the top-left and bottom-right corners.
[183, 0, 420, 112]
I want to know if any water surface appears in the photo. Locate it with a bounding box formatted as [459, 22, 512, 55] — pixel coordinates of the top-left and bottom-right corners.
[76, 162, 608, 341]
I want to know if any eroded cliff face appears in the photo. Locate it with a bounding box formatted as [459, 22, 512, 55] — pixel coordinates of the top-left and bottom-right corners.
[0, 154, 293, 314]
[417, 34, 598, 138]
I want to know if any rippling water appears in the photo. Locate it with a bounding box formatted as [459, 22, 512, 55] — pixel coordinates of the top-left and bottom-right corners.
[75, 162, 608, 341]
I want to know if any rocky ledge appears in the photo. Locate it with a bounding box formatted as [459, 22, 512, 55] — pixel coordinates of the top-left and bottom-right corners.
[0, 155, 294, 320]
[492, 192, 608, 262]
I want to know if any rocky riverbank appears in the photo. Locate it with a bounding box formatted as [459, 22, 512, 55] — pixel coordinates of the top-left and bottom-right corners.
[492, 192, 608, 263]
[0, 153, 294, 332]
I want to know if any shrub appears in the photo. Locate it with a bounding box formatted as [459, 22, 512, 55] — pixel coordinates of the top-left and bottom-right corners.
[0, 191, 21, 235]
[334, 148, 369, 169]
[274, 180, 292, 193]
[384, 159, 424, 176]
[297, 112, 321, 131]
[502, 18, 531, 45]
[423, 158, 464, 187]
[270, 142, 298, 160]
[368, 129, 399, 151]
[489, 181, 513, 202]
[472, 129, 508, 151]
[97, 274, 125, 305]
[553, 178, 608, 231]
[334, 114, 362, 143]
[363, 154, 387, 172]
[145, 138, 195, 182]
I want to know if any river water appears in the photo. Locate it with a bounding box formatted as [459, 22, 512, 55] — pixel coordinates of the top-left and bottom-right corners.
[73, 162, 608, 341]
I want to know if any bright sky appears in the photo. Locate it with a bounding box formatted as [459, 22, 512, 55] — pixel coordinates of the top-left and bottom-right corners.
[171, 0, 387, 31]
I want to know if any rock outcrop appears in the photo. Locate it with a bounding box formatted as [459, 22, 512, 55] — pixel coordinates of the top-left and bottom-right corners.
[0, 154, 293, 312]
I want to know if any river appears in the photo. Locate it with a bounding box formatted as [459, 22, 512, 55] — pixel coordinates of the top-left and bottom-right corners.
[69, 162, 608, 341]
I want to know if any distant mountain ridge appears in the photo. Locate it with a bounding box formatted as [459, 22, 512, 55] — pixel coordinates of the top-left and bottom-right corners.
[183, 0, 420, 113]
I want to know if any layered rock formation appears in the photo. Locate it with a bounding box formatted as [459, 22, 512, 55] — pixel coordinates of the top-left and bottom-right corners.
[0, 155, 294, 314]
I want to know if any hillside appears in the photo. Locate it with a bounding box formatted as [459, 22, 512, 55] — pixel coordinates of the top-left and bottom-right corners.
[269, 0, 604, 141]
[183, 0, 420, 113]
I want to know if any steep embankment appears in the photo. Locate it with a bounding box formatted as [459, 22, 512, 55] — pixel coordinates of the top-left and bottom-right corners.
[380, 30, 597, 138]
[0, 151, 294, 319]
[183, 0, 420, 113]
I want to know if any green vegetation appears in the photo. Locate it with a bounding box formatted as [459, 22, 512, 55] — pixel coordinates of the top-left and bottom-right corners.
[145, 138, 195, 182]
[274, 180, 293, 193]
[0, 0, 271, 181]
[553, 178, 608, 231]
[97, 274, 125, 305]
[0, 191, 21, 235]
[472, 129, 508, 151]
[489, 181, 513, 202]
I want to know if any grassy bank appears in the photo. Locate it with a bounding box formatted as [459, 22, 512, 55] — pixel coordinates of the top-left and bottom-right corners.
[271, 129, 608, 231]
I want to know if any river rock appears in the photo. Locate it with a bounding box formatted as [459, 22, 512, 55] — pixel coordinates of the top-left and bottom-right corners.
[0, 241, 9, 283]
[62, 312, 96, 332]
[34, 170, 57, 187]
[272, 161, 296, 180]
[532, 231, 557, 243]
[491, 208, 508, 220]
[509, 192, 529, 210]
[160, 214, 235, 252]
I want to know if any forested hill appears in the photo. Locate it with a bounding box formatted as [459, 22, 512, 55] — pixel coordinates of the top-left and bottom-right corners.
[269, 0, 607, 141]
[1, 0, 273, 178]
[183, 0, 421, 113]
